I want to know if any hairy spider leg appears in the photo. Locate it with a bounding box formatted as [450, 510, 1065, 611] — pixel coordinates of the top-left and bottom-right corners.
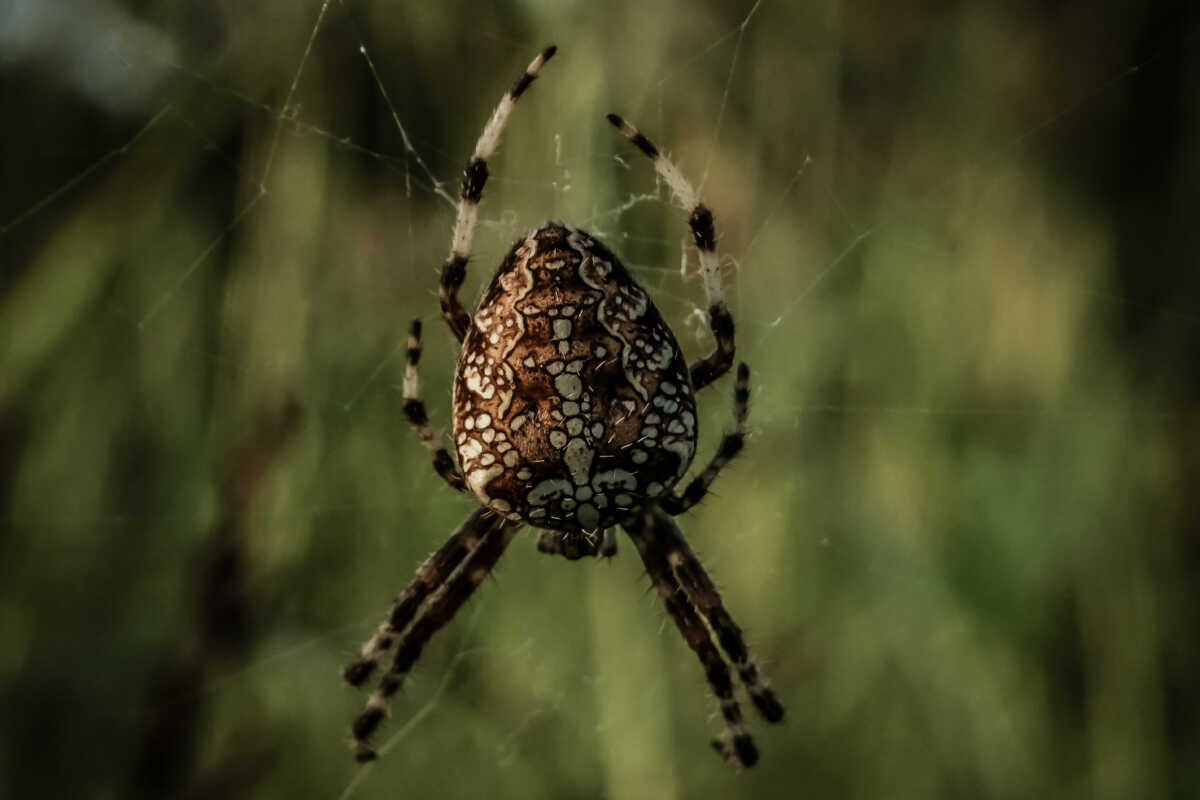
[624, 510, 759, 768]
[662, 362, 750, 515]
[401, 319, 467, 492]
[606, 114, 735, 391]
[342, 506, 496, 688]
[651, 505, 785, 725]
[349, 515, 520, 762]
[440, 45, 558, 342]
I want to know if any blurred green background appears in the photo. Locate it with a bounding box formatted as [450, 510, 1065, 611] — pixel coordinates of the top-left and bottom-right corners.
[2, 0, 1198, 797]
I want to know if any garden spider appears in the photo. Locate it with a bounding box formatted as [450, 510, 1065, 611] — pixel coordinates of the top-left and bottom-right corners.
[344, 45, 784, 768]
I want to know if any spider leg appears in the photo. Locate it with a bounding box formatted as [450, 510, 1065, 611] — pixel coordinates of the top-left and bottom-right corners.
[598, 527, 619, 558]
[534, 528, 563, 555]
[650, 505, 785, 725]
[342, 506, 494, 687]
[535, 528, 588, 559]
[623, 510, 759, 768]
[662, 362, 750, 515]
[606, 114, 734, 391]
[349, 515, 520, 762]
[535, 527, 618, 559]
[401, 319, 467, 492]
[440, 45, 557, 342]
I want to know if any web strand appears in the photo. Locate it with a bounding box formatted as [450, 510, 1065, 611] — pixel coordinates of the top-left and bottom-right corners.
[699, 0, 762, 192]
[0, 104, 172, 239]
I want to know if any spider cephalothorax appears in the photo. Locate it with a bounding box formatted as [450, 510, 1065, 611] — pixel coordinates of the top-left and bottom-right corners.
[453, 223, 697, 536]
[344, 45, 783, 769]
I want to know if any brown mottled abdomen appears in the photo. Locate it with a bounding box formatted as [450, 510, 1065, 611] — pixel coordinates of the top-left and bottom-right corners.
[452, 223, 696, 532]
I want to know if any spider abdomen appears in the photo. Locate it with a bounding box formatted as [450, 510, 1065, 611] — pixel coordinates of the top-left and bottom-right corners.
[452, 222, 697, 532]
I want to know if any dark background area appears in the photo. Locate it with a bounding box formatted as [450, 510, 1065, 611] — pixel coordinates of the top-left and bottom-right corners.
[1, 1, 1197, 797]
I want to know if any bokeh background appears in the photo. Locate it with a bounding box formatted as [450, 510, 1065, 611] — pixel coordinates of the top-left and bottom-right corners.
[2, 0, 1198, 797]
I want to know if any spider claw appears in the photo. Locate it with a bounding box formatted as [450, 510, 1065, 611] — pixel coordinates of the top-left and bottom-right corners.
[711, 734, 758, 768]
[734, 735, 759, 767]
[342, 659, 376, 687]
[752, 689, 785, 724]
[606, 113, 660, 159]
[353, 710, 385, 741]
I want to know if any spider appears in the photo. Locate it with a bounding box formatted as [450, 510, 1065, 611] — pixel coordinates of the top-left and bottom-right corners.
[343, 45, 784, 768]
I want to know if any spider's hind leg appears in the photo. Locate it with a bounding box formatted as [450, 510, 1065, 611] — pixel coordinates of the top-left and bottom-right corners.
[624, 510, 760, 767]
[651, 505, 784, 725]
[402, 320, 467, 492]
[606, 114, 735, 391]
[342, 506, 494, 688]
[349, 513, 520, 762]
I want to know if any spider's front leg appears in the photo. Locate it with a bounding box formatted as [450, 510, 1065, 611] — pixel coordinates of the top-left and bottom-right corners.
[606, 114, 736, 391]
[438, 46, 557, 342]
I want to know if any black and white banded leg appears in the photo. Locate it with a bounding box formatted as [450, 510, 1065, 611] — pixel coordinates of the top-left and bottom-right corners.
[440, 45, 557, 342]
[650, 505, 784, 726]
[342, 507, 495, 688]
[349, 513, 520, 762]
[607, 114, 735, 391]
[402, 319, 466, 492]
[623, 510, 759, 767]
[662, 362, 750, 515]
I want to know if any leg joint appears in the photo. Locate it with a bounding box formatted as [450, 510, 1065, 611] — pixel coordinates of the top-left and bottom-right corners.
[461, 158, 488, 203]
[690, 204, 716, 251]
[403, 398, 428, 427]
[441, 254, 468, 290]
[709, 303, 735, 349]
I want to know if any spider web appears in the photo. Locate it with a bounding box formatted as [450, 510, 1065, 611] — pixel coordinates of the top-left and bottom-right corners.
[2, 1, 1199, 798]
